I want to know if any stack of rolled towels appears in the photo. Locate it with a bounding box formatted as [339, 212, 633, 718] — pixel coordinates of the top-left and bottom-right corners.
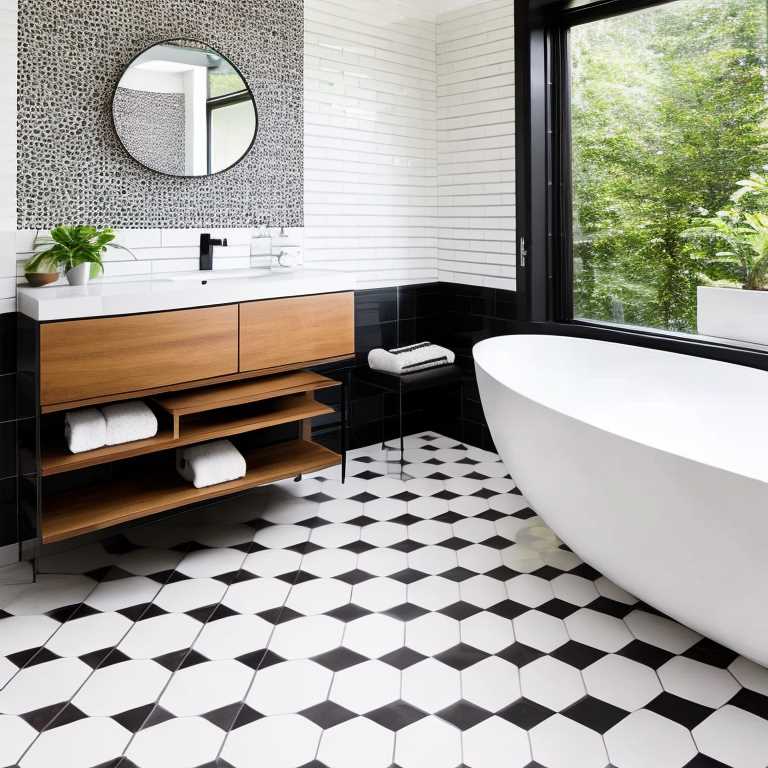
[368, 341, 455, 375]
[64, 401, 158, 454]
[176, 439, 246, 489]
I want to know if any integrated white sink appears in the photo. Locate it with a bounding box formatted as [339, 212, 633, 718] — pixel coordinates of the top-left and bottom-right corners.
[17, 268, 356, 321]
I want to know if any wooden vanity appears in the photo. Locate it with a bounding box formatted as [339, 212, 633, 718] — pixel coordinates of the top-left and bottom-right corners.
[21, 290, 355, 549]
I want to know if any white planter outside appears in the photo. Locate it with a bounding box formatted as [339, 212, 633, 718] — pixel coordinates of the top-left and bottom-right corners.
[65, 263, 90, 286]
[697, 285, 768, 346]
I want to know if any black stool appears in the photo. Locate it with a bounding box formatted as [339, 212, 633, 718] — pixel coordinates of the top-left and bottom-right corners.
[358, 364, 462, 477]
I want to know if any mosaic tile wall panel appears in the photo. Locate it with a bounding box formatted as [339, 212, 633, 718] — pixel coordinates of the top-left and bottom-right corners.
[17, 0, 303, 228]
[112, 88, 186, 177]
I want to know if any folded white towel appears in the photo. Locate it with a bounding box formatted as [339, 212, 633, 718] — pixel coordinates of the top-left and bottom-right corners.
[368, 342, 455, 375]
[65, 408, 107, 454]
[176, 439, 247, 489]
[102, 401, 158, 446]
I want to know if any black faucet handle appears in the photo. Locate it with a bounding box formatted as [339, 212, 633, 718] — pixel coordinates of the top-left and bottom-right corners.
[222, 238, 228, 247]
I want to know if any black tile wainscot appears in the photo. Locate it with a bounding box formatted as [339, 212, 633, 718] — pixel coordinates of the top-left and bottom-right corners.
[0, 311, 18, 563]
[312, 283, 519, 455]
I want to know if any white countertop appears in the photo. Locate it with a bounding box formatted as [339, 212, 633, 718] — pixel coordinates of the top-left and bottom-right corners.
[17, 268, 357, 321]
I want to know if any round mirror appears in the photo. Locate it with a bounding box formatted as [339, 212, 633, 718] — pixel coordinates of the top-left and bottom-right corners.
[112, 40, 258, 177]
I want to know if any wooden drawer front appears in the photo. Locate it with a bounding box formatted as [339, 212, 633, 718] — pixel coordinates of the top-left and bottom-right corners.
[240, 293, 355, 372]
[41, 306, 239, 405]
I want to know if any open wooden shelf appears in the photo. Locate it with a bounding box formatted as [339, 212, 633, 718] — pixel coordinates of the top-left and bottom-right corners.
[41, 371, 340, 477]
[42, 439, 340, 544]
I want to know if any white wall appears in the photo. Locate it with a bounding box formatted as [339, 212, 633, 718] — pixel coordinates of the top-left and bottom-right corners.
[436, 0, 516, 290]
[303, 0, 439, 288]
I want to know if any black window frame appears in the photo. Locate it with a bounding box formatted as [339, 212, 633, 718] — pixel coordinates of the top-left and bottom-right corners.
[516, 0, 768, 373]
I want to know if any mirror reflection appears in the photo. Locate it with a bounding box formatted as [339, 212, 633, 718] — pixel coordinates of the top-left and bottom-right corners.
[112, 40, 257, 177]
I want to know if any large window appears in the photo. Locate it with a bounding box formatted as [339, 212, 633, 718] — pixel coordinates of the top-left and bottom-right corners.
[570, 0, 768, 333]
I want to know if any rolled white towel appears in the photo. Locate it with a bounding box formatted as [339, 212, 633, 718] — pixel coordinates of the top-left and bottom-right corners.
[102, 401, 158, 446]
[65, 408, 107, 454]
[176, 439, 247, 489]
[368, 342, 455, 376]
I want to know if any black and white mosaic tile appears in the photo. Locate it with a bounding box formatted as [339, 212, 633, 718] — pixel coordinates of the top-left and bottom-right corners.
[17, 0, 303, 229]
[1, 433, 767, 768]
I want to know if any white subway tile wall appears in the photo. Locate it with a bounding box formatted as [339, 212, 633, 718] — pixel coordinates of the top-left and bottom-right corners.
[303, 0, 440, 288]
[0, 0, 16, 315]
[436, 0, 515, 291]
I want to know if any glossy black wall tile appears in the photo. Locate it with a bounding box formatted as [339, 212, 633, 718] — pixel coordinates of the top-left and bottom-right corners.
[0, 312, 18, 557]
[0, 476, 17, 549]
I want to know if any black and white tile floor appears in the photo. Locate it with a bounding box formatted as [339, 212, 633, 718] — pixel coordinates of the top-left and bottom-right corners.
[1, 433, 767, 768]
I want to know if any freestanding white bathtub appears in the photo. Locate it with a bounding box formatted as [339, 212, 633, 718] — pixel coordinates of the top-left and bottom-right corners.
[474, 334, 768, 665]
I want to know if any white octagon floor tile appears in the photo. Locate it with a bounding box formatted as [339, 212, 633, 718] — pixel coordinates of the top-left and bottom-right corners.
[72, 659, 170, 716]
[223, 714, 322, 768]
[0, 656, 16, 687]
[463, 716, 531, 768]
[453, 517, 497, 543]
[582, 654, 662, 711]
[502, 545, 546, 573]
[262, 498, 320, 525]
[84, 576, 160, 612]
[505, 574, 553, 607]
[19, 717, 131, 768]
[0, 615, 59, 657]
[119, 613, 201, 659]
[693, 705, 768, 768]
[595, 576, 638, 605]
[115, 547, 182, 576]
[365, 498, 408, 521]
[1, 575, 95, 616]
[358, 548, 408, 576]
[457, 544, 502, 574]
[488, 494, 531, 515]
[407, 497, 449, 520]
[343, 613, 404, 659]
[330, 659, 400, 713]
[360, 522, 408, 548]
[448, 496, 489, 517]
[551, 573, 599, 606]
[605, 709, 697, 768]
[658, 656, 740, 708]
[460, 612, 515, 654]
[565, 608, 633, 653]
[0, 658, 91, 714]
[301, 548, 358, 577]
[402, 658, 461, 713]
[252, 524, 309, 550]
[310, 523, 360, 549]
[153, 578, 227, 613]
[408, 576, 459, 611]
[174, 547, 246, 578]
[405, 613, 460, 656]
[45, 611, 132, 657]
[159, 659, 252, 716]
[285, 578, 351, 616]
[520, 656, 586, 712]
[460, 575, 507, 609]
[222, 576, 291, 615]
[409, 519, 452, 545]
[463, 656, 521, 712]
[241, 549, 301, 577]
[0, 715, 36, 766]
[530, 714, 609, 768]
[247, 659, 332, 715]
[269, 615, 344, 659]
[395, 715, 462, 768]
[126, 716, 225, 768]
[409, 546, 457, 575]
[730, 656, 768, 696]
[351, 577, 406, 612]
[624, 610, 701, 654]
[194, 614, 273, 659]
[318, 716, 394, 768]
[514, 610, 569, 653]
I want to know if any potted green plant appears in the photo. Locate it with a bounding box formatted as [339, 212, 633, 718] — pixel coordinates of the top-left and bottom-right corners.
[685, 174, 768, 345]
[24, 226, 131, 286]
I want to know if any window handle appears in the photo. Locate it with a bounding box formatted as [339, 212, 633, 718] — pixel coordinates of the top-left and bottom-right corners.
[519, 236, 527, 268]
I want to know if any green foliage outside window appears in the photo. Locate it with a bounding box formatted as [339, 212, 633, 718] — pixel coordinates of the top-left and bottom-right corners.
[571, 0, 768, 332]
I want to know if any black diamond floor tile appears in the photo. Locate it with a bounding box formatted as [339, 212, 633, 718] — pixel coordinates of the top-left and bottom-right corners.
[312, 647, 368, 671]
[586, 596, 634, 619]
[498, 698, 555, 730]
[112, 703, 156, 733]
[388, 540, 423, 553]
[435, 643, 489, 670]
[301, 700, 357, 728]
[326, 603, 372, 622]
[439, 537, 473, 551]
[682, 755, 734, 768]
[390, 568, 429, 584]
[434, 511, 463, 524]
[439, 601, 483, 621]
[231, 704, 264, 729]
[551, 641, 606, 670]
[336, 569, 376, 585]
[646, 692, 714, 729]
[366, 700, 427, 731]
[496, 643, 545, 668]
[728, 688, 768, 720]
[683, 637, 739, 669]
[537, 599, 580, 619]
[618, 639, 675, 670]
[384, 603, 430, 621]
[437, 700, 493, 729]
[487, 600, 529, 620]
[439, 566, 477, 582]
[561, 696, 629, 733]
[380, 647, 427, 670]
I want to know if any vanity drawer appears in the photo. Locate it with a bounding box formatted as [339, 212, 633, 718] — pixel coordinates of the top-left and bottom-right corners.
[239, 293, 355, 372]
[40, 306, 239, 406]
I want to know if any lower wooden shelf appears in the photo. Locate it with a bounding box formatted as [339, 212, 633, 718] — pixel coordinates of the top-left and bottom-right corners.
[42, 440, 340, 544]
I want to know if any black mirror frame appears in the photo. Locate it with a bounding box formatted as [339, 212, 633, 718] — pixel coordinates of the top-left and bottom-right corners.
[111, 37, 259, 178]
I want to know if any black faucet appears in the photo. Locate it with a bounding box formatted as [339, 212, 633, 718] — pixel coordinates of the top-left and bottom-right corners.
[199, 233, 228, 271]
